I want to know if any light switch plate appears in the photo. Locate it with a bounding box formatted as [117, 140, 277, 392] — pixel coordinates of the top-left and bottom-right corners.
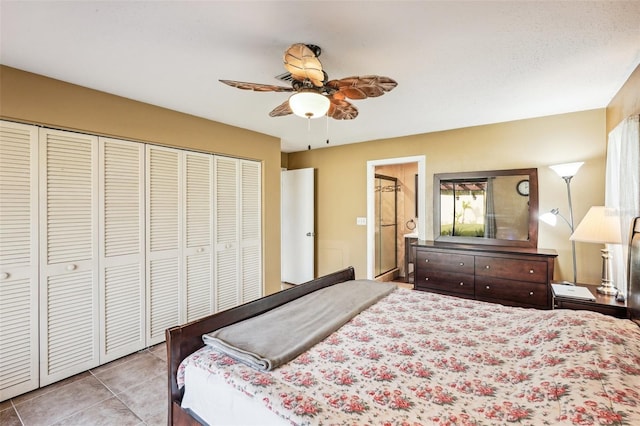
[356, 217, 367, 225]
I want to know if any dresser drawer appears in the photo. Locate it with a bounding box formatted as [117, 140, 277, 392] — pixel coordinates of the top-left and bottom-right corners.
[475, 257, 547, 283]
[415, 270, 475, 296]
[415, 250, 474, 274]
[475, 276, 548, 306]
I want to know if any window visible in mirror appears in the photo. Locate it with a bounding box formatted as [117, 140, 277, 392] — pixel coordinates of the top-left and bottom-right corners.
[434, 168, 538, 248]
[440, 179, 488, 237]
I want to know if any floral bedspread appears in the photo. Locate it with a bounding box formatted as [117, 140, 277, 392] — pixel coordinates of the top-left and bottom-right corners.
[178, 288, 640, 425]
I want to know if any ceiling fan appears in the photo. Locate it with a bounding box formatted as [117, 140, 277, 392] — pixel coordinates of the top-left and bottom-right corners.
[220, 43, 397, 120]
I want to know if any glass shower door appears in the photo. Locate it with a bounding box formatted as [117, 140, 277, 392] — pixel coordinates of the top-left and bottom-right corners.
[375, 174, 398, 277]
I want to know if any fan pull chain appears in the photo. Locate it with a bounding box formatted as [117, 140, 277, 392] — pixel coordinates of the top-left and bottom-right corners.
[326, 115, 330, 145]
[307, 117, 311, 150]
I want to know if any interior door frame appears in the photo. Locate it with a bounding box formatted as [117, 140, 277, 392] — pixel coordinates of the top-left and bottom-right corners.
[366, 155, 426, 279]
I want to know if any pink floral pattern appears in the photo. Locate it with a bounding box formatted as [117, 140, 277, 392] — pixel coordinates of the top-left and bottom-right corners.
[179, 288, 640, 425]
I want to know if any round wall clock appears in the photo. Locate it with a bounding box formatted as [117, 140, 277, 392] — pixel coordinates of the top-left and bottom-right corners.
[516, 179, 529, 196]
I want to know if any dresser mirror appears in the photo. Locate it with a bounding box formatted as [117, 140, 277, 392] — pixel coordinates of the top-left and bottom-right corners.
[434, 168, 538, 248]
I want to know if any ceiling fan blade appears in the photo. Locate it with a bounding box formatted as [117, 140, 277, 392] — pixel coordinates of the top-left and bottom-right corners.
[268, 99, 293, 117]
[219, 79, 293, 92]
[326, 75, 397, 100]
[283, 43, 325, 88]
[328, 96, 358, 120]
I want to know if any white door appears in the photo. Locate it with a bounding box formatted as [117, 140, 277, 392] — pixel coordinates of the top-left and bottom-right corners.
[146, 145, 182, 345]
[213, 156, 240, 311]
[240, 160, 262, 303]
[281, 168, 314, 284]
[39, 128, 100, 386]
[0, 121, 39, 400]
[183, 152, 213, 322]
[213, 156, 263, 311]
[99, 137, 146, 363]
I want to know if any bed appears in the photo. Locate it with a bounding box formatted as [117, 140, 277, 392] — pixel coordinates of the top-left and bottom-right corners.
[167, 218, 640, 425]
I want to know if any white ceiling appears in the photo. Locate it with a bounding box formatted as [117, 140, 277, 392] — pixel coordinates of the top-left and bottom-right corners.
[1, 1, 639, 153]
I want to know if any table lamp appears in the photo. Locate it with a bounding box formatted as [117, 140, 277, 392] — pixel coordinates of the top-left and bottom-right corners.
[570, 206, 622, 294]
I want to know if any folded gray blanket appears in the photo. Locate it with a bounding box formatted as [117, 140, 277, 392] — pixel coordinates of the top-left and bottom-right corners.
[202, 279, 396, 371]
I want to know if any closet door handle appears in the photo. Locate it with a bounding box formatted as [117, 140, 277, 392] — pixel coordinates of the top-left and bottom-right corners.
[0, 272, 9, 280]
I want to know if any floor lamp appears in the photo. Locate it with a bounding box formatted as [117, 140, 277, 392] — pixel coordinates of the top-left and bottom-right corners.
[539, 161, 584, 284]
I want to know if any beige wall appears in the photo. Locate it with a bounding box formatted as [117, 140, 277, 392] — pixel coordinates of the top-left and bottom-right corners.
[288, 109, 607, 284]
[606, 64, 640, 133]
[5, 62, 632, 290]
[0, 65, 282, 296]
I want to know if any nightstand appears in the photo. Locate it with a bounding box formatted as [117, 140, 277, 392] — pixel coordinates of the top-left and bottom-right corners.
[552, 283, 628, 318]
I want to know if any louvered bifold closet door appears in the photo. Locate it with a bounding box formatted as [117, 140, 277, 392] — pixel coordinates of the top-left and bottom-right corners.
[240, 160, 262, 303]
[39, 128, 99, 386]
[213, 156, 240, 312]
[146, 145, 182, 345]
[184, 152, 213, 322]
[99, 138, 145, 363]
[0, 121, 39, 401]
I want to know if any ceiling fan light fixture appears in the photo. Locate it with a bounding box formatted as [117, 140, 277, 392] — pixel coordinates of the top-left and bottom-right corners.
[289, 91, 330, 119]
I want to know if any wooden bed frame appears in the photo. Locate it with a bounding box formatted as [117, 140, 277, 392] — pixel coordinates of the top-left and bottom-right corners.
[165, 266, 356, 425]
[628, 217, 640, 326]
[166, 218, 640, 425]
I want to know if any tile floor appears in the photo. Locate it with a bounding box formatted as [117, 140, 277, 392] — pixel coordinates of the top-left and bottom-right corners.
[0, 343, 167, 426]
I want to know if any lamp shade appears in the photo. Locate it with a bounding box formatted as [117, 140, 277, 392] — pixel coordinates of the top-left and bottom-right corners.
[549, 162, 584, 178]
[570, 206, 622, 244]
[288, 91, 330, 119]
[539, 211, 558, 226]
[549, 161, 584, 177]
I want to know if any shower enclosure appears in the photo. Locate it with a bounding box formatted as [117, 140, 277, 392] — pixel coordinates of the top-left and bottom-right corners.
[374, 174, 398, 277]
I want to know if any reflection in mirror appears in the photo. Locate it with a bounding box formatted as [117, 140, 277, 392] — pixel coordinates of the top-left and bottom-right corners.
[434, 168, 538, 248]
[440, 179, 489, 237]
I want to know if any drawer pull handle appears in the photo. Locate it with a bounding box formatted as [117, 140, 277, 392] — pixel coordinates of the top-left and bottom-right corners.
[485, 285, 490, 290]
[459, 262, 464, 266]
[485, 265, 490, 269]
[459, 282, 464, 286]
[0, 272, 8, 280]
[425, 259, 429, 263]
[529, 269, 534, 274]
[425, 277, 429, 281]
[529, 291, 534, 296]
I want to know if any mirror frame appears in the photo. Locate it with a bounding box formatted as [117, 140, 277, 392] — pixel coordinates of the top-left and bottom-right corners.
[433, 168, 539, 248]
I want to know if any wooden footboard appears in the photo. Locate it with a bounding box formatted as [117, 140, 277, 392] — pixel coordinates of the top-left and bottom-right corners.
[165, 266, 356, 425]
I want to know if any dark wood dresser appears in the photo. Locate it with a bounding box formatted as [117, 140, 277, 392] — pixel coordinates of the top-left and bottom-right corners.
[414, 241, 558, 309]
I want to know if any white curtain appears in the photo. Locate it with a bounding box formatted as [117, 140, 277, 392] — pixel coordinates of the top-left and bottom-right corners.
[605, 114, 640, 297]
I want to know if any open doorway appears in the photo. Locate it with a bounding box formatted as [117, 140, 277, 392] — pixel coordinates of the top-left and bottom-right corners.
[366, 156, 426, 280]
